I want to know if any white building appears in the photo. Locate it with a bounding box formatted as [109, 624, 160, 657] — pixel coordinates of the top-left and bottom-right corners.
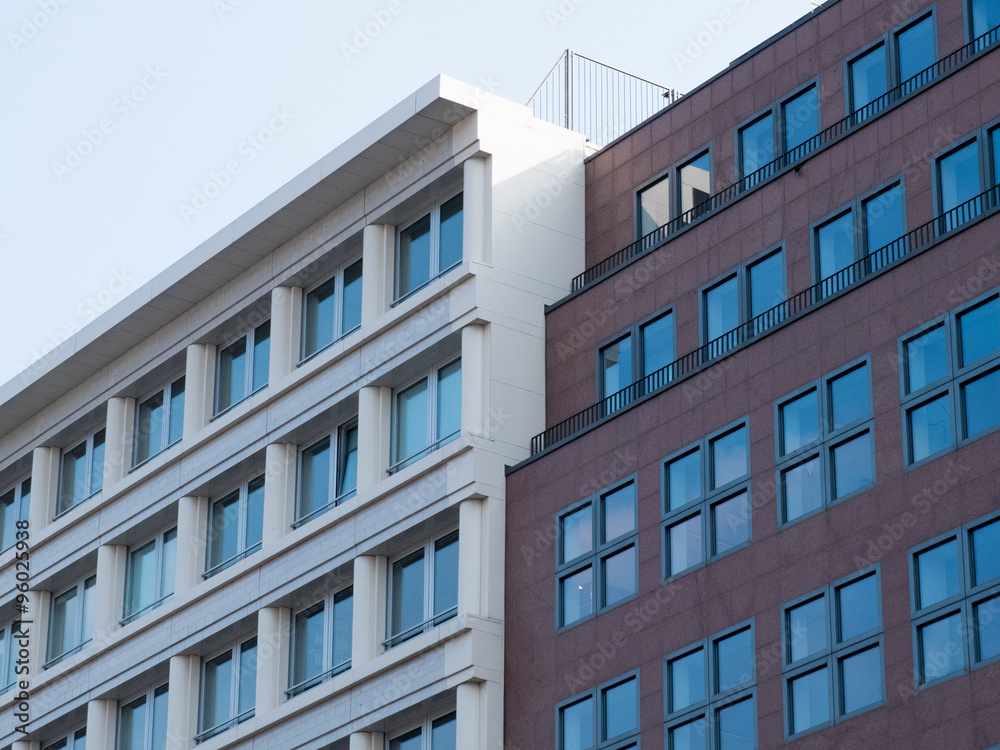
[0, 76, 586, 750]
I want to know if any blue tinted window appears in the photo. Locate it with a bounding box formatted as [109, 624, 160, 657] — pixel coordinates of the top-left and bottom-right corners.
[670, 649, 705, 712]
[829, 365, 870, 429]
[560, 697, 592, 750]
[917, 540, 960, 609]
[717, 696, 755, 750]
[919, 613, 964, 682]
[840, 645, 883, 713]
[669, 716, 706, 750]
[710, 427, 747, 488]
[897, 16, 935, 87]
[715, 628, 753, 692]
[740, 114, 774, 179]
[864, 184, 904, 267]
[705, 276, 739, 343]
[962, 369, 1000, 437]
[600, 336, 632, 397]
[816, 212, 855, 288]
[602, 678, 637, 739]
[958, 298, 1000, 366]
[908, 395, 951, 462]
[906, 326, 948, 392]
[782, 457, 822, 523]
[837, 573, 879, 641]
[790, 667, 829, 734]
[783, 87, 820, 157]
[938, 142, 981, 216]
[748, 252, 784, 318]
[667, 450, 701, 511]
[781, 390, 819, 454]
[850, 45, 887, 114]
[971, 0, 1000, 39]
[832, 433, 873, 499]
[642, 313, 674, 375]
[788, 596, 827, 662]
[639, 176, 670, 237]
[971, 519, 1000, 586]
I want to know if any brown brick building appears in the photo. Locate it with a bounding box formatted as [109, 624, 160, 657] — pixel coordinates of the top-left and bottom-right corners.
[505, 0, 1000, 747]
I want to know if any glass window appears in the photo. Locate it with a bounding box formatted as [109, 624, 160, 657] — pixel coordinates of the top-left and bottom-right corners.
[863, 184, 905, 268]
[782, 86, 820, 159]
[790, 667, 829, 733]
[396, 193, 463, 300]
[680, 152, 712, 220]
[46, 575, 96, 667]
[216, 320, 270, 414]
[907, 395, 951, 463]
[134, 376, 185, 466]
[975, 595, 1000, 661]
[599, 335, 632, 398]
[43, 729, 87, 750]
[669, 648, 705, 713]
[905, 325, 948, 393]
[701, 250, 786, 357]
[816, 212, 856, 295]
[58, 428, 106, 514]
[392, 359, 462, 473]
[777, 359, 874, 524]
[849, 44, 888, 116]
[739, 114, 773, 182]
[557, 482, 638, 627]
[666, 449, 701, 511]
[0, 621, 24, 694]
[598, 310, 676, 408]
[206, 475, 265, 577]
[916, 540, 961, 610]
[970, 518, 1000, 587]
[560, 674, 639, 750]
[970, 0, 1000, 40]
[715, 627, 753, 692]
[918, 613, 964, 681]
[0, 478, 30, 553]
[712, 491, 749, 555]
[711, 426, 748, 488]
[787, 597, 827, 663]
[638, 175, 670, 238]
[642, 312, 675, 377]
[937, 141, 981, 230]
[124, 528, 177, 624]
[704, 276, 739, 348]
[748, 251, 784, 321]
[667, 514, 703, 577]
[198, 638, 256, 741]
[303, 258, 363, 359]
[957, 297, 1000, 366]
[119, 685, 168, 750]
[388, 532, 458, 647]
[896, 15, 935, 92]
[296, 419, 359, 526]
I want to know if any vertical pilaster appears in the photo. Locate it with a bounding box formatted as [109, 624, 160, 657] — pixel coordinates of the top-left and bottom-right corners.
[94, 544, 128, 640]
[352, 554, 387, 668]
[361, 223, 394, 325]
[462, 155, 491, 265]
[183, 343, 216, 438]
[256, 606, 291, 714]
[456, 681, 483, 748]
[28, 590, 51, 678]
[349, 733, 385, 750]
[28, 447, 60, 532]
[458, 498, 483, 618]
[12, 741, 40, 750]
[103, 396, 135, 486]
[174, 496, 208, 597]
[85, 698, 119, 750]
[262, 443, 297, 547]
[481, 496, 505, 622]
[269, 286, 303, 382]
[165, 654, 201, 750]
[461, 324, 486, 438]
[357, 385, 392, 491]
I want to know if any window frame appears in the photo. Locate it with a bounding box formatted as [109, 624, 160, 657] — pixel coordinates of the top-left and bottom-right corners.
[393, 191, 464, 304]
[204, 474, 266, 579]
[57, 427, 107, 516]
[663, 620, 758, 750]
[780, 565, 885, 741]
[556, 670, 640, 750]
[299, 256, 363, 363]
[385, 530, 460, 649]
[294, 417, 360, 528]
[635, 145, 713, 241]
[122, 526, 177, 626]
[698, 245, 787, 354]
[661, 418, 752, 583]
[964, 0, 1000, 44]
[774, 355, 876, 528]
[734, 79, 821, 184]
[0, 620, 25, 694]
[287, 584, 354, 697]
[908, 509, 1000, 688]
[930, 119, 1000, 232]
[596, 305, 677, 402]
[898, 287, 1000, 469]
[843, 9, 937, 121]
[213, 319, 271, 418]
[45, 574, 97, 668]
[555, 476, 639, 631]
[196, 637, 257, 742]
[117, 683, 169, 750]
[0, 475, 30, 553]
[43, 728, 87, 750]
[132, 375, 186, 469]
[389, 357, 462, 474]
[387, 710, 458, 750]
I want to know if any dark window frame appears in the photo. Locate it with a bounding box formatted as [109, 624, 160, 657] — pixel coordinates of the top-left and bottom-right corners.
[557, 670, 641, 750]
[595, 305, 677, 401]
[635, 145, 713, 241]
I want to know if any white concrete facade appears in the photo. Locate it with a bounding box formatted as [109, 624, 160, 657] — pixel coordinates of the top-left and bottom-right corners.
[0, 76, 585, 750]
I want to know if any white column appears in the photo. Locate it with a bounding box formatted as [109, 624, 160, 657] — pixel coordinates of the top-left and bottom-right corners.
[456, 681, 482, 749]
[461, 324, 487, 438]
[12, 741, 40, 750]
[28, 447, 60, 532]
[463, 156, 491, 265]
[352, 554, 387, 668]
[104, 396, 135, 486]
[269, 286, 303, 382]
[349, 733, 385, 750]
[94, 545, 128, 641]
[458, 498, 483, 618]
[85, 698, 119, 750]
[357, 385, 392, 492]
[256, 607, 291, 714]
[174, 496, 208, 597]
[26, 590, 51, 679]
[481, 496, 505, 622]
[361, 223, 394, 325]
[165, 654, 201, 750]
[182, 343, 216, 438]
[262, 443, 297, 547]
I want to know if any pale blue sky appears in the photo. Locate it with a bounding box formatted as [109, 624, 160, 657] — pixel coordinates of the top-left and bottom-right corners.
[0, 0, 812, 385]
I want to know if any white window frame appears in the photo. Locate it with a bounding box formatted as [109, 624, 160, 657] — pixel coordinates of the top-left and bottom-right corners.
[205, 475, 265, 579]
[385, 530, 459, 649]
[287, 584, 353, 697]
[0, 476, 30, 553]
[45, 574, 96, 668]
[117, 683, 169, 750]
[389, 357, 462, 474]
[132, 375, 185, 468]
[294, 417, 359, 528]
[122, 527, 177, 625]
[300, 257, 363, 362]
[393, 191, 464, 303]
[57, 427, 106, 516]
[196, 637, 257, 742]
[213, 319, 271, 417]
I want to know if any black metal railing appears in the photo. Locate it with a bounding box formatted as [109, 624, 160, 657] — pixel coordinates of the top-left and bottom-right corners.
[532, 184, 1000, 455]
[570, 24, 1000, 293]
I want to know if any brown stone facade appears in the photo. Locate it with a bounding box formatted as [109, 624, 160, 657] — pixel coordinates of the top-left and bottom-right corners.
[506, 0, 1000, 747]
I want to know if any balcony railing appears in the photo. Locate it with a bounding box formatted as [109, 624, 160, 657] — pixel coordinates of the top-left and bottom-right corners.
[570, 23, 1000, 294]
[531, 184, 1000, 455]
